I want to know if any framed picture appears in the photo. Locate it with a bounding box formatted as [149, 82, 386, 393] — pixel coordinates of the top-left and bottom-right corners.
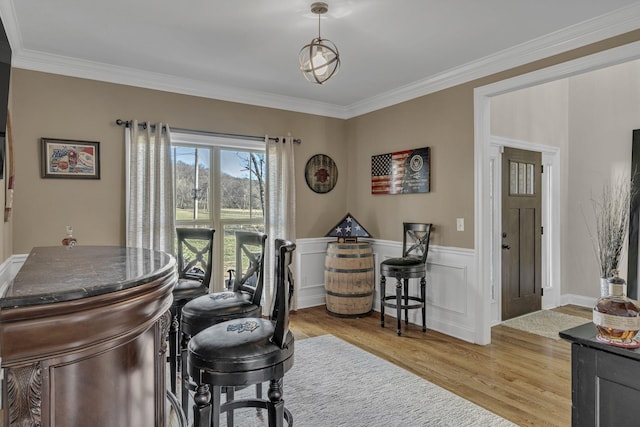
[40, 138, 100, 179]
[371, 147, 430, 195]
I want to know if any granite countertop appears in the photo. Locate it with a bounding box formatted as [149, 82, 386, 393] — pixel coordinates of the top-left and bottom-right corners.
[560, 322, 640, 361]
[0, 246, 176, 309]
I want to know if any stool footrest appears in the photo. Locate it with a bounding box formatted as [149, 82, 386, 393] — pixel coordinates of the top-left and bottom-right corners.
[382, 295, 424, 310]
[221, 398, 292, 426]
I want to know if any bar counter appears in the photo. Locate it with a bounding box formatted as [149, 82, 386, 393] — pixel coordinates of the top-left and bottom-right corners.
[0, 246, 177, 427]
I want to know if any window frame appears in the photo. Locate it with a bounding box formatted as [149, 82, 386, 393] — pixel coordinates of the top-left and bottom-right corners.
[171, 131, 266, 291]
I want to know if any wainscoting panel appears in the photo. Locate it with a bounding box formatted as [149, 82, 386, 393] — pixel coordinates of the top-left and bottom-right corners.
[427, 261, 468, 315]
[294, 237, 334, 310]
[0, 254, 28, 298]
[294, 238, 477, 343]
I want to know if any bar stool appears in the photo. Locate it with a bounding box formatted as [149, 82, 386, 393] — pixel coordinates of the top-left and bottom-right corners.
[179, 231, 267, 415]
[187, 239, 296, 427]
[380, 223, 432, 336]
[169, 227, 215, 394]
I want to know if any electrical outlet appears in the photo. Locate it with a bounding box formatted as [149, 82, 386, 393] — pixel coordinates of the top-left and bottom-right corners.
[456, 218, 464, 232]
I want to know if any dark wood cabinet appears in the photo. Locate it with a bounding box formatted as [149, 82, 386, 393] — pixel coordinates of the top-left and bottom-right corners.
[0, 246, 176, 427]
[560, 323, 640, 427]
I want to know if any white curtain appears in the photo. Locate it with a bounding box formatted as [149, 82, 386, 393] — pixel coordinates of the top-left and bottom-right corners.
[125, 120, 175, 254]
[264, 135, 296, 313]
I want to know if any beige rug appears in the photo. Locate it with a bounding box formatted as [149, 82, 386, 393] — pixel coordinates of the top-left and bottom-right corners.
[181, 335, 516, 426]
[500, 310, 590, 340]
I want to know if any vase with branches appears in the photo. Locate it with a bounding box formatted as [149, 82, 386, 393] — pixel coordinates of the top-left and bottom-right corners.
[586, 175, 634, 297]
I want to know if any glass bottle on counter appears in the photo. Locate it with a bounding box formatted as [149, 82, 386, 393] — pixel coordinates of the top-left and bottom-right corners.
[593, 274, 640, 348]
[62, 225, 78, 247]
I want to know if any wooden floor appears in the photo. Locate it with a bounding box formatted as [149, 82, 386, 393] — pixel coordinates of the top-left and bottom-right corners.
[289, 304, 592, 427]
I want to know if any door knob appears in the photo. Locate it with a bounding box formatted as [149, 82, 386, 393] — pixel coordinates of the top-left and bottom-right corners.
[502, 244, 511, 250]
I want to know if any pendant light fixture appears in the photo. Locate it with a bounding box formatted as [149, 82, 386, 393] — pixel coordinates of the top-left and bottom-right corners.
[299, 2, 340, 84]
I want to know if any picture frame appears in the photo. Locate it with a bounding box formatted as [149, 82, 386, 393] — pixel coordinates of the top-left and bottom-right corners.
[371, 147, 430, 195]
[40, 138, 100, 179]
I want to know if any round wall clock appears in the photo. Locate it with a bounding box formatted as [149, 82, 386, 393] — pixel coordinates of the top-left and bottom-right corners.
[305, 154, 338, 193]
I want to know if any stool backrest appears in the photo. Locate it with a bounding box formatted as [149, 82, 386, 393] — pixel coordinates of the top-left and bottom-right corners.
[232, 231, 267, 306]
[402, 223, 432, 263]
[271, 239, 296, 348]
[176, 228, 215, 287]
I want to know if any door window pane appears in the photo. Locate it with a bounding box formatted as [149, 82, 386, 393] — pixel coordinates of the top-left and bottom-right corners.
[509, 160, 535, 195]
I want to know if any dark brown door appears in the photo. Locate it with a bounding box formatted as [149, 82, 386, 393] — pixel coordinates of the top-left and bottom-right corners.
[502, 147, 542, 320]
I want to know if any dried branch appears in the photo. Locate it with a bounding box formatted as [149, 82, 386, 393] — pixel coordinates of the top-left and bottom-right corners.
[585, 175, 634, 278]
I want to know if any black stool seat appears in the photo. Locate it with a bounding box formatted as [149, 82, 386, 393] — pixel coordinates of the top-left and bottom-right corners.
[380, 223, 432, 336]
[173, 279, 209, 304]
[189, 319, 294, 384]
[381, 257, 426, 273]
[181, 291, 261, 337]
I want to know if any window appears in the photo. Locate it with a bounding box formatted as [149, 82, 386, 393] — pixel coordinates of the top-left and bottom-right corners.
[172, 132, 266, 290]
[509, 160, 535, 195]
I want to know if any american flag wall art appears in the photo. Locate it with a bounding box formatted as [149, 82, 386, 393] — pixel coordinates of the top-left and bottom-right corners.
[371, 147, 430, 195]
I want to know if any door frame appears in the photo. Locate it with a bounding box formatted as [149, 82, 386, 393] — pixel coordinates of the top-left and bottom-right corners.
[473, 40, 640, 345]
[490, 138, 559, 325]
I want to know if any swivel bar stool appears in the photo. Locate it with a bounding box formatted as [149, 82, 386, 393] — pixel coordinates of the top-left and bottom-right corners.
[380, 223, 432, 336]
[169, 227, 215, 394]
[188, 239, 296, 427]
[180, 231, 267, 415]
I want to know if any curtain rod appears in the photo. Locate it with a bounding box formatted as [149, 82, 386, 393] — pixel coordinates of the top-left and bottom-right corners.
[115, 119, 301, 144]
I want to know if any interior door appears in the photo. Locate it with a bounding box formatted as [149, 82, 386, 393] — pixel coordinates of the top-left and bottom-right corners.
[501, 147, 542, 320]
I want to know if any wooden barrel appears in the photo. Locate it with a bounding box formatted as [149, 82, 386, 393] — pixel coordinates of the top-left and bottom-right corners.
[324, 241, 374, 317]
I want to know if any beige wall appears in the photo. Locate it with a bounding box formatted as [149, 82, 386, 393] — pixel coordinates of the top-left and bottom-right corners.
[346, 83, 475, 248]
[10, 70, 347, 254]
[566, 60, 640, 297]
[490, 79, 569, 147]
[7, 30, 640, 257]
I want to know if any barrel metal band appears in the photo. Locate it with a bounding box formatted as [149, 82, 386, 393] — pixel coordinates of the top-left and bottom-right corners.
[326, 252, 373, 259]
[326, 290, 373, 298]
[325, 267, 374, 273]
[328, 243, 370, 249]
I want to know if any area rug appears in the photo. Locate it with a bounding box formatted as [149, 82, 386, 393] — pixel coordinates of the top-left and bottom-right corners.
[222, 334, 515, 426]
[501, 310, 590, 340]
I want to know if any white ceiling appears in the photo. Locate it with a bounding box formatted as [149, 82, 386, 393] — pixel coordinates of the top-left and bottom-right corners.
[2, 0, 640, 119]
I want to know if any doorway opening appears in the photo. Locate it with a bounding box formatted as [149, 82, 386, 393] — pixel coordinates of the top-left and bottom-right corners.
[474, 41, 640, 345]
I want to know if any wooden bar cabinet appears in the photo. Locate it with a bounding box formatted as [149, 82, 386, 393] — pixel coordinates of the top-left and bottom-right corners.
[0, 246, 176, 427]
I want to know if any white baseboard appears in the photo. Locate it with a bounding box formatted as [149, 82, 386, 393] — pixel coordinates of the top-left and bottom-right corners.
[561, 293, 597, 309]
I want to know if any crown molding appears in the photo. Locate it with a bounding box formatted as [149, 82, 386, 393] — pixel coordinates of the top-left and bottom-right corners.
[4, 2, 640, 120]
[11, 49, 349, 119]
[344, 3, 640, 118]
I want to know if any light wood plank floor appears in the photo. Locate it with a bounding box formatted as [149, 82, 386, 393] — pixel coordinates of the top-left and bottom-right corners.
[289, 304, 593, 427]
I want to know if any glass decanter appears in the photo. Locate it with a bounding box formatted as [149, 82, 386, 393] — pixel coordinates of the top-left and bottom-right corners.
[62, 225, 78, 247]
[593, 274, 640, 348]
